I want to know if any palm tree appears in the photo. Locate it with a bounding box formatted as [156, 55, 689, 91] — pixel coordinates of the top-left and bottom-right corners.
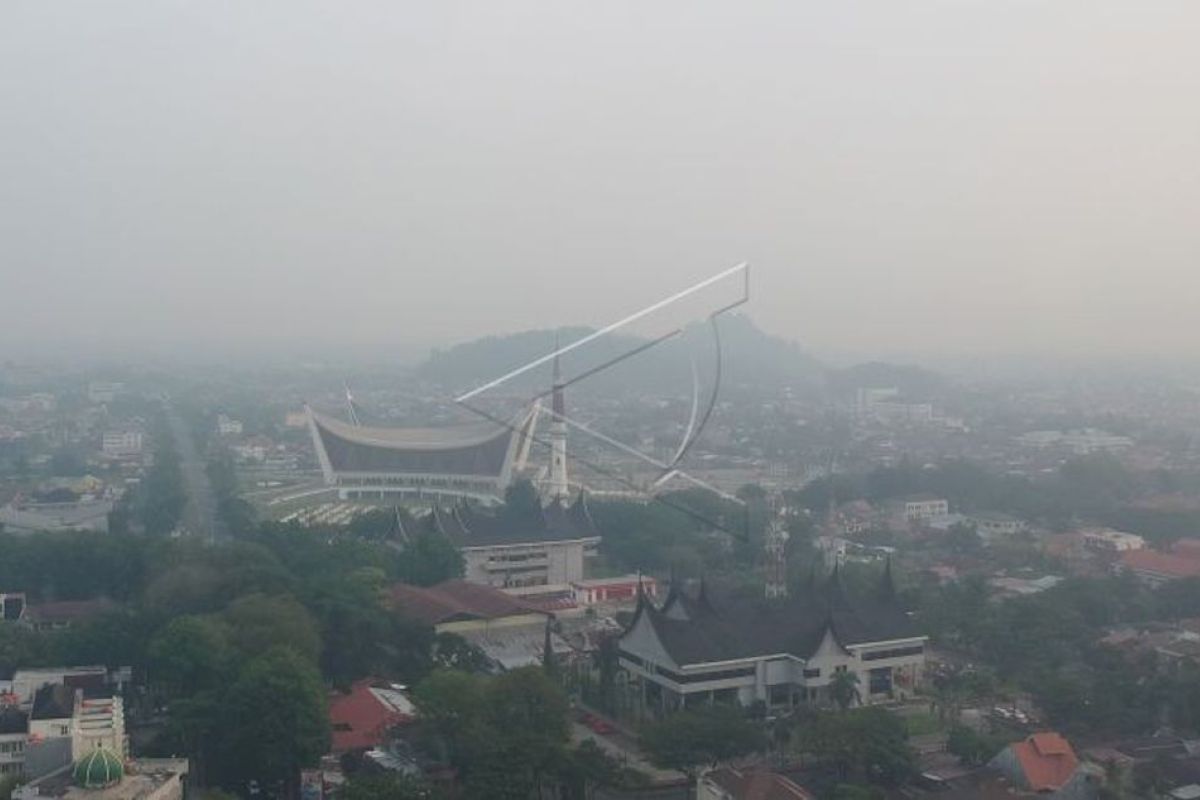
[829, 670, 861, 712]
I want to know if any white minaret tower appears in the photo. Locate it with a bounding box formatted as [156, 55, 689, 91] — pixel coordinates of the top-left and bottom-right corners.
[764, 507, 790, 600]
[547, 348, 570, 501]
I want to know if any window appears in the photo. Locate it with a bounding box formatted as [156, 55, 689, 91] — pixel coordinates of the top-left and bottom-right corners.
[869, 667, 893, 695]
[803, 668, 820, 679]
[862, 645, 924, 661]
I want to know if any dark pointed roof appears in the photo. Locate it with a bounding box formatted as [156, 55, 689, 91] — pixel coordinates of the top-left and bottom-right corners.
[619, 575, 923, 667]
[428, 493, 599, 548]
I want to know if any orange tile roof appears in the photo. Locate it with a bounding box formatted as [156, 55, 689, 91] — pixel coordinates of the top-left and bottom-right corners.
[1012, 732, 1078, 791]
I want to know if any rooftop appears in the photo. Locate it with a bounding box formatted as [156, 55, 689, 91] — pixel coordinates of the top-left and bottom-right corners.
[15, 759, 188, 800]
[389, 580, 544, 627]
[328, 679, 415, 753]
[1009, 732, 1079, 792]
[622, 566, 922, 667]
[426, 493, 600, 547]
[704, 766, 815, 800]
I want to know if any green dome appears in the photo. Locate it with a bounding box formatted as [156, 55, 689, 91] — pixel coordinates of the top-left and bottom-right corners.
[73, 746, 124, 789]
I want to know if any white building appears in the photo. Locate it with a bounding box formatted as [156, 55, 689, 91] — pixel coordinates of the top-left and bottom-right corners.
[1081, 528, 1146, 553]
[618, 568, 926, 715]
[101, 431, 142, 458]
[970, 512, 1027, 541]
[896, 495, 950, 523]
[216, 415, 243, 437]
[1017, 428, 1134, 454]
[423, 496, 600, 589]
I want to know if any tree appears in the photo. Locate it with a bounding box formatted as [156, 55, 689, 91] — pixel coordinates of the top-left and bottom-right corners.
[829, 669, 861, 712]
[502, 480, 543, 525]
[395, 530, 464, 587]
[558, 740, 648, 800]
[339, 773, 441, 800]
[794, 707, 915, 787]
[222, 593, 322, 664]
[217, 648, 330, 795]
[411, 670, 489, 766]
[485, 668, 572, 796]
[147, 615, 236, 697]
[640, 706, 766, 797]
[946, 724, 1003, 766]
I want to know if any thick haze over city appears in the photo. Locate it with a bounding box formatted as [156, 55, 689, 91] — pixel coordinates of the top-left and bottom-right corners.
[14, 5, 1200, 800]
[4, 2, 1199, 363]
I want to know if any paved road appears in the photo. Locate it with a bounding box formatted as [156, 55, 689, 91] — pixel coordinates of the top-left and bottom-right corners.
[571, 722, 683, 784]
[163, 400, 226, 542]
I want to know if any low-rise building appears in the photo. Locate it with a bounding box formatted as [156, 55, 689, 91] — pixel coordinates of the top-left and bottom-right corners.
[699, 766, 815, 800]
[618, 567, 926, 715]
[14, 757, 187, 800]
[1121, 541, 1200, 586]
[570, 576, 656, 607]
[328, 679, 415, 755]
[388, 579, 570, 671]
[0, 499, 114, 535]
[971, 512, 1027, 540]
[1081, 528, 1146, 553]
[989, 732, 1083, 794]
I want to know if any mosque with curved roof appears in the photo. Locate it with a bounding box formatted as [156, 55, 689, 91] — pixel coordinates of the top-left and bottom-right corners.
[307, 404, 540, 505]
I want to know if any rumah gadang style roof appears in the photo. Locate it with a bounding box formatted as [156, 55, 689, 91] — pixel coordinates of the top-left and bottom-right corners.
[425, 492, 599, 548]
[389, 580, 545, 627]
[308, 408, 533, 477]
[621, 563, 922, 667]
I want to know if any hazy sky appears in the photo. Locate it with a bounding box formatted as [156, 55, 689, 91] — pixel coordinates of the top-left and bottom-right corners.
[3, 2, 1199, 363]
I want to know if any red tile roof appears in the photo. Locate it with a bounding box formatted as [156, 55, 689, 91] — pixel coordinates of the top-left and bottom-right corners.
[1122, 548, 1200, 580]
[1011, 732, 1078, 791]
[388, 580, 543, 627]
[25, 598, 116, 625]
[328, 679, 413, 753]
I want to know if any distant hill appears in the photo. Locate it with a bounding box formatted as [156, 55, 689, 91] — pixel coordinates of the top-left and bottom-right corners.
[416, 314, 827, 398]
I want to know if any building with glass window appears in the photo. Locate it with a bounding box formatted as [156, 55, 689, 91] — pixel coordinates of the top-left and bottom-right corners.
[617, 565, 926, 716]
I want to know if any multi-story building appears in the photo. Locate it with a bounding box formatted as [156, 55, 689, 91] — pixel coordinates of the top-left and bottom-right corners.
[1081, 528, 1146, 553]
[101, 431, 142, 458]
[422, 495, 600, 588]
[970, 512, 1027, 541]
[215, 415, 243, 437]
[0, 707, 28, 779]
[617, 567, 926, 716]
[894, 495, 949, 523]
